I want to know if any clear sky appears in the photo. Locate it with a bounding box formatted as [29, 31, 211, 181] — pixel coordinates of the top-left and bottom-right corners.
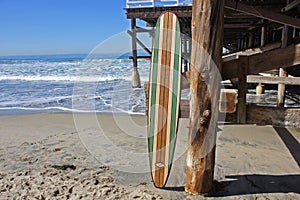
[0, 0, 132, 56]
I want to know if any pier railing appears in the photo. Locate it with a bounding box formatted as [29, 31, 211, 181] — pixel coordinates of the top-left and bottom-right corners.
[126, 0, 192, 8]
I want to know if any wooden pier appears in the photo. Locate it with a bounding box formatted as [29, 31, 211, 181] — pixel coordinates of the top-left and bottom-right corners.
[126, 0, 300, 124]
[126, 0, 300, 195]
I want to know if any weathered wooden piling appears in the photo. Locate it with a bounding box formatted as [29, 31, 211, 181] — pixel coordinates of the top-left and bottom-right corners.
[237, 56, 248, 124]
[185, 0, 224, 195]
[130, 18, 141, 88]
[277, 24, 289, 107]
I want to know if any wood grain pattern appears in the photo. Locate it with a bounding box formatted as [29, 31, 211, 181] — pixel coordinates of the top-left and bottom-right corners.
[148, 12, 181, 188]
[186, 0, 224, 195]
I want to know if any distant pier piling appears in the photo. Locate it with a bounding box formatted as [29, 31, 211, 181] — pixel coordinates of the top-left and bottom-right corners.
[130, 18, 141, 88]
[277, 24, 289, 107]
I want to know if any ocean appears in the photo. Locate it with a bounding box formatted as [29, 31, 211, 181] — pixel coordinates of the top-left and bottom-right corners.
[0, 54, 150, 115]
[1, 54, 298, 115]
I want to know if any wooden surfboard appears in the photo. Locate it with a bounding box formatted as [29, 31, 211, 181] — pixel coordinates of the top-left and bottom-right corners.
[147, 12, 181, 188]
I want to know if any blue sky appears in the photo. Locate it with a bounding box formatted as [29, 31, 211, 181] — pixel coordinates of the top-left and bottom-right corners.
[0, 0, 133, 56]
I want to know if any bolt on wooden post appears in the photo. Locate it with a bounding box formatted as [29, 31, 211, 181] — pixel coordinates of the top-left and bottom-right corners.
[185, 0, 225, 195]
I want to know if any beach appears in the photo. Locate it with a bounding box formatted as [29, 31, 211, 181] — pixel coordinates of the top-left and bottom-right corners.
[0, 113, 299, 199]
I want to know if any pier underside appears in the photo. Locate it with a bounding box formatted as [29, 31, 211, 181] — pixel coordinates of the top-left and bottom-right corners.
[126, 0, 300, 126]
[126, 1, 300, 53]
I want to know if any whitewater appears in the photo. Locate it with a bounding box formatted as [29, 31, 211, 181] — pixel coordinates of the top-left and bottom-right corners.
[0, 54, 150, 114]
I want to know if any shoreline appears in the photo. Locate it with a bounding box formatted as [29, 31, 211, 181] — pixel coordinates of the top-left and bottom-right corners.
[0, 109, 146, 116]
[0, 113, 299, 199]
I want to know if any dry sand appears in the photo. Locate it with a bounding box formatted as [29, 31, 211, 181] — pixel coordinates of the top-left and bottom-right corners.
[0, 113, 299, 199]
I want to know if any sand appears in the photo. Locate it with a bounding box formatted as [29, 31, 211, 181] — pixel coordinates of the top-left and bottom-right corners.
[0, 113, 299, 199]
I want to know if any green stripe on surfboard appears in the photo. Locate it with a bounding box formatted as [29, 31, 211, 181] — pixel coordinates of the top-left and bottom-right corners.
[148, 19, 161, 168]
[168, 19, 181, 167]
[169, 21, 181, 167]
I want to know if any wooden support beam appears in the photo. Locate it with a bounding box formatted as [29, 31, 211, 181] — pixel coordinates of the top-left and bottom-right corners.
[247, 75, 300, 85]
[278, 24, 289, 107]
[131, 18, 141, 88]
[248, 32, 254, 48]
[258, 24, 267, 94]
[237, 56, 248, 124]
[281, 25, 289, 49]
[136, 27, 153, 33]
[281, 0, 300, 12]
[225, 0, 300, 28]
[293, 26, 297, 38]
[144, 75, 300, 90]
[248, 44, 300, 75]
[278, 68, 288, 107]
[224, 23, 256, 29]
[261, 25, 266, 47]
[222, 42, 282, 63]
[222, 43, 300, 80]
[127, 30, 152, 55]
[126, 6, 192, 20]
[129, 55, 151, 60]
[144, 83, 300, 127]
[180, 100, 300, 128]
[131, 19, 138, 69]
[225, 106, 300, 127]
[185, 0, 224, 195]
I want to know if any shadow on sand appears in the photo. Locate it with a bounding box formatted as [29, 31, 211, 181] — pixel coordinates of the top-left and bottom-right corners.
[213, 174, 300, 197]
[212, 127, 300, 197]
[274, 127, 300, 167]
[164, 173, 300, 197]
[161, 127, 300, 197]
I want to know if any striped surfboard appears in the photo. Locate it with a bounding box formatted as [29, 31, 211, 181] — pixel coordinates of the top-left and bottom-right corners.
[148, 12, 182, 188]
